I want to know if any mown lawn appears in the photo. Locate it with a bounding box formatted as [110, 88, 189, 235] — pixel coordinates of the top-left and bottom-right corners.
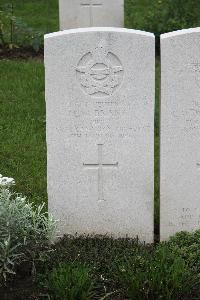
[0, 59, 47, 206]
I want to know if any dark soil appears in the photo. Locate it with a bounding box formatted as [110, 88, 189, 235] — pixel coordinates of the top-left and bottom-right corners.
[0, 47, 43, 60]
[0, 279, 199, 300]
[0, 281, 39, 300]
[0, 280, 125, 300]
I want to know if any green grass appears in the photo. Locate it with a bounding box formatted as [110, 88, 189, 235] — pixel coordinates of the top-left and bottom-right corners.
[0, 0, 59, 33]
[0, 59, 46, 206]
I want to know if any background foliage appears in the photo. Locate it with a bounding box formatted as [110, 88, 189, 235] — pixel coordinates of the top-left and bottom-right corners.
[1, 0, 200, 51]
[125, 0, 200, 36]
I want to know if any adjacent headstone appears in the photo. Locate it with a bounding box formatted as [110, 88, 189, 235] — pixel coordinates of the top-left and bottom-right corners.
[59, 0, 124, 30]
[45, 28, 155, 242]
[161, 28, 200, 240]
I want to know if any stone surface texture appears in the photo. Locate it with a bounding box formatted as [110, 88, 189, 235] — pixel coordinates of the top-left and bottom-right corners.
[59, 0, 124, 30]
[45, 28, 154, 242]
[161, 28, 200, 240]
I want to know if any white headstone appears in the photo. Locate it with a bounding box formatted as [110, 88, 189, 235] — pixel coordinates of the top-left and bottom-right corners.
[45, 28, 155, 242]
[59, 0, 124, 30]
[161, 28, 200, 240]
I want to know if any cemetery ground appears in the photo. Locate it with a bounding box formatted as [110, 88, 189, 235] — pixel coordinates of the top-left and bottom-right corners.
[1, 53, 200, 300]
[0, 56, 160, 228]
[1, 1, 200, 300]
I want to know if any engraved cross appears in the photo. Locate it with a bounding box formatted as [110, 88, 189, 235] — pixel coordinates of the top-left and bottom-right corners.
[83, 144, 118, 202]
[80, 0, 103, 26]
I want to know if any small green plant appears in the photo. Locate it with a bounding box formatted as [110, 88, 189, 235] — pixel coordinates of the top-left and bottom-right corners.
[118, 245, 194, 300]
[0, 174, 57, 286]
[0, 3, 43, 51]
[47, 262, 95, 300]
[167, 230, 200, 271]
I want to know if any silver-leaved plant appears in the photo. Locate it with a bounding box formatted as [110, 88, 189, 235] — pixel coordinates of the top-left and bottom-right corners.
[0, 174, 57, 286]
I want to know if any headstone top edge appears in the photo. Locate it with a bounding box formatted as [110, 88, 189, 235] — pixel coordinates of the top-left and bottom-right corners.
[161, 27, 200, 40]
[44, 27, 154, 40]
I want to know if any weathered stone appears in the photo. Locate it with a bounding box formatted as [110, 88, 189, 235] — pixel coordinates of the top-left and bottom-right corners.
[161, 28, 200, 240]
[59, 0, 124, 30]
[45, 28, 154, 242]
